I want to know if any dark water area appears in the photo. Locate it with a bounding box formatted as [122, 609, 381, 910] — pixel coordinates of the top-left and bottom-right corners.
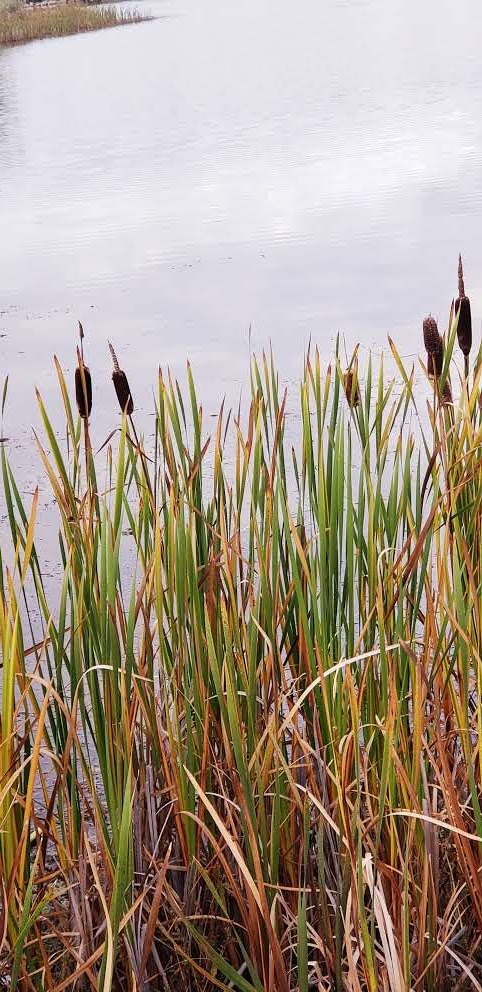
[0, 0, 482, 530]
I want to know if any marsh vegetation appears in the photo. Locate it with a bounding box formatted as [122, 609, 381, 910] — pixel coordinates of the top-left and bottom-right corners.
[0, 0, 145, 47]
[1, 263, 482, 988]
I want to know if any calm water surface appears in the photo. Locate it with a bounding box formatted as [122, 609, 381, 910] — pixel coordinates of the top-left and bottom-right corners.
[1, 0, 482, 481]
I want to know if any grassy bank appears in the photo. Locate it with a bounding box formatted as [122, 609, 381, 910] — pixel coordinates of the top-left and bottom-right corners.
[1, 270, 482, 988]
[0, 2, 145, 47]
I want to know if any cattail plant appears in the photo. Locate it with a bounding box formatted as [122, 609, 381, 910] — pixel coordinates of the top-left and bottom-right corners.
[6, 341, 482, 989]
[455, 254, 472, 378]
[75, 322, 92, 419]
[108, 341, 153, 503]
[108, 341, 134, 415]
[74, 321, 95, 495]
[423, 316, 443, 379]
[343, 370, 359, 407]
[343, 350, 360, 407]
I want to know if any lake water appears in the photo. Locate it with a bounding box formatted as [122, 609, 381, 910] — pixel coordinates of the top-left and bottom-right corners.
[1, 0, 482, 487]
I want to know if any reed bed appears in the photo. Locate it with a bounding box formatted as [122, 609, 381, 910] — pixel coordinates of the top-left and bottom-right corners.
[0, 3, 145, 47]
[1, 289, 482, 989]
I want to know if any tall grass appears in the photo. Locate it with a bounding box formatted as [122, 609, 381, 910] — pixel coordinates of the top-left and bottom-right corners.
[1, 307, 482, 989]
[0, 4, 145, 47]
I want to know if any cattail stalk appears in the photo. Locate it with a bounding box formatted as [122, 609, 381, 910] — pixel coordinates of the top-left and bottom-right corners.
[455, 254, 472, 379]
[427, 343, 443, 379]
[423, 315, 453, 412]
[75, 322, 92, 419]
[75, 322, 95, 516]
[108, 341, 153, 503]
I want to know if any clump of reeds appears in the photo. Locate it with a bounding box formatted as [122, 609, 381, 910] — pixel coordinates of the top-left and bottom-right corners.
[3, 321, 482, 990]
[455, 253, 472, 378]
[0, 3, 145, 47]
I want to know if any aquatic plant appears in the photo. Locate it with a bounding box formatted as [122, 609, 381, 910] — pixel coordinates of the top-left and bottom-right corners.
[109, 341, 134, 415]
[455, 254, 472, 378]
[1, 306, 482, 989]
[423, 314, 444, 380]
[0, 3, 146, 48]
[74, 322, 92, 420]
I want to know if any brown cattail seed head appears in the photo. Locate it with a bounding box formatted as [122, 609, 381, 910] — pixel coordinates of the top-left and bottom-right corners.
[112, 370, 134, 415]
[108, 341, 134, 414]
[344, 369, 360, 407]
[423, 316, 442, 355]
[75, 361, 92, 419]
[455, 295, 472, 357]
[455, 255, 472, 364]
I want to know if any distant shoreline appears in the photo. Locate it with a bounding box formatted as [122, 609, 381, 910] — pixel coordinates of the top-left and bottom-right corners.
[0, 2, 149, 47]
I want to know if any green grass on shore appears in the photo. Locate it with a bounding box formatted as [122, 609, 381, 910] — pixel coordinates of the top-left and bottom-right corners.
[0, 3, 145, 46]
[1, 278, 482, 988]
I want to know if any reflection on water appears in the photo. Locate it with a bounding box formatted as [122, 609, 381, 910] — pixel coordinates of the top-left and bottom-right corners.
[0, 0, 481, 447]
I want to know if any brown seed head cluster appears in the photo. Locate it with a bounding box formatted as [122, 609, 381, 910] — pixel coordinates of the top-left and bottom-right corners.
[423, 316, 442, 355]
[109, 342, 134, 415]
[455, 255, 472, 360]
[344, 369, 360, 408]
[75, 359, 92, 419]
[423, 316, 443, 379]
